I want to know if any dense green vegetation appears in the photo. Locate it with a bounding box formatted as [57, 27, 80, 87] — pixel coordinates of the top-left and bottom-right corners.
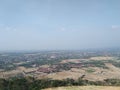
[0, 77, 120, 90]
[82, 60, 108, 69]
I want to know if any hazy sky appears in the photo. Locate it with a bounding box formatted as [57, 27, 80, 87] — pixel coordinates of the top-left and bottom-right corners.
[0, 0, 120, 50]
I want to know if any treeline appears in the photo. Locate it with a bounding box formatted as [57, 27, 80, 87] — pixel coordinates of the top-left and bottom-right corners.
[0, 77, 120, 90]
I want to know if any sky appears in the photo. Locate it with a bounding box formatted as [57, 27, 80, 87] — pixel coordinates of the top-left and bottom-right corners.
[0, 0, 120, 50]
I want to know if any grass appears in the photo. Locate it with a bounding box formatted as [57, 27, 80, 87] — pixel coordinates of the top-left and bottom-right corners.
[43, 86, 120, 90]
[85, 68, 95, 73]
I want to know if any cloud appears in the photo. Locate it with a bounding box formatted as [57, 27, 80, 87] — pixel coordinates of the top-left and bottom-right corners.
[112, 25, 120, 30]
[57, 27, 67, 32]
[0, 24, 4, 26]
[0, 25, 17, 32]
[61, 27, 66, 31]
[5, 27, 11, 31]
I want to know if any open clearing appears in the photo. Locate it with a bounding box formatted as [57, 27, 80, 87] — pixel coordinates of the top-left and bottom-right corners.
[47, 70, 84, 80]
[90, 56, 115, 60]
[60, 59, 82, 63]
[43, 86, 120, 90]
[60, 56, 115, 64]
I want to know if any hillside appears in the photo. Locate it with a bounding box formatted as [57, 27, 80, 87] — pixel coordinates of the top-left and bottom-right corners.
[43, 86, 120, 90]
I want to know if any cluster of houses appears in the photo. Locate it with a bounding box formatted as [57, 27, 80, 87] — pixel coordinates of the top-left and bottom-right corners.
[37, 66, 58, 73]
[36, 63, 86, 73]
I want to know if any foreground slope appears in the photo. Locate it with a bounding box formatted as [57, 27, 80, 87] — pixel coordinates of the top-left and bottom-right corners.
[43, 86, 120, 90]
